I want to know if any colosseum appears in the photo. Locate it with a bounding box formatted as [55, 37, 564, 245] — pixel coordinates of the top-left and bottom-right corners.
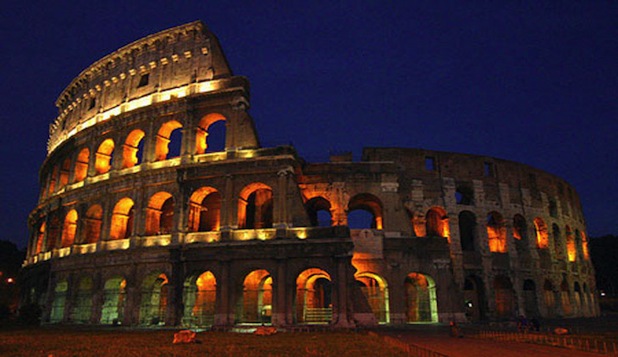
[21, 21, 599, 328]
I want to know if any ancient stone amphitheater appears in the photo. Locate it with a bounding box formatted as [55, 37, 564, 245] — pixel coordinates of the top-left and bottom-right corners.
[21, 21, 598, 328]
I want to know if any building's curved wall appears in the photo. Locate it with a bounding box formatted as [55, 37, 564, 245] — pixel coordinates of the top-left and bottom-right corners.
[22, 21, 598, 328]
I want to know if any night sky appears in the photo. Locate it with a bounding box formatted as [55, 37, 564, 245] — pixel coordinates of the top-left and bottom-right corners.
[1, 2, 616, 249]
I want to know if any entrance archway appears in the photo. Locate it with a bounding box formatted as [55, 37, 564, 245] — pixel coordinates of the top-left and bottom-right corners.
[296, 268, 333, 324]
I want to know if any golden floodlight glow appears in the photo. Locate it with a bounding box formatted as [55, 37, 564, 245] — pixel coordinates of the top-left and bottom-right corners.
[49, 79, 226, 153]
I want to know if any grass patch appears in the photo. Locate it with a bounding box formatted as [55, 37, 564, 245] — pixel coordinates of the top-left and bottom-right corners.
[0, 326, 407, 356]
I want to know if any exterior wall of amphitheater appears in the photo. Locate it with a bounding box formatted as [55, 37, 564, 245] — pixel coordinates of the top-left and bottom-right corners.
[21, 21, 599, 328]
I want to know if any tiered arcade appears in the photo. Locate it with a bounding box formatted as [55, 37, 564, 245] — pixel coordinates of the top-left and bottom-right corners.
[21, 21, 598, 327]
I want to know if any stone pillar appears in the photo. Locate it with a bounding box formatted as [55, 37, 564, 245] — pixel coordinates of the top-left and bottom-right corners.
[332, 257, 353, 327]
[90, 272, 103, 323]
[272, 259, 287, 326]
[274, 168, 292, 229]
[220, 175, 235, 240]
[215, 260, 232, 326]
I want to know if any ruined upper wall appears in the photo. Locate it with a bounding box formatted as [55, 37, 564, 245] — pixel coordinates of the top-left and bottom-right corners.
[48, 21, 234, 154]
[360, 147, 584, 220]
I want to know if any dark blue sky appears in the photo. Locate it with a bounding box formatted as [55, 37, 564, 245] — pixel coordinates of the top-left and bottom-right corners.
[1, 2, 616, 248]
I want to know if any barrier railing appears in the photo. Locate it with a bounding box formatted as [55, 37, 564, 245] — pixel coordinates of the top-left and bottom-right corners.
[466, 328, 618, 356]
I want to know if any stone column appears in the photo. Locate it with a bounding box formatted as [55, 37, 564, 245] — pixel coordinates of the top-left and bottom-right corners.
[215, 260, 232, 326]
[272, 259, 287, 326]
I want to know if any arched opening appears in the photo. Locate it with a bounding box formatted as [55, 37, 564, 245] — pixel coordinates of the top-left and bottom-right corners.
[523, 279, 538, 317]
[238, 269, 272, 324]
[50, 280, 68, 323]
[195, 113, 226, 154]
[155, 120, 183, 161]
[122, 129, 145, 168]
[566, 225, 576, 262]
[110, 198, 134, 240]
[425, 207, 450, 241]
[60, 209, 78, 247]
[487, 211, 507, 253]
[35, 222, 46, 254]
[187, 187, 221, 232]
[543, 280, 556, 315]
[139, 273, 169, 325]
[534, 217, 549, 249]
[455, 183, 473, 205]
[69, 277, 93, 323]
[46, 216, 61, 250]
[464, 276, 486, 321]
[183, 271, 217, 327]
[459, 211, 476, 252]
[59, 157, 71, 188]
[552, 224, 563, 259]
[513, 214, 528, 254]
[48, 165, 58, 195]
[238, 183, 273, 229]
[582, 283, 591, 316]
[296, 268, 332, 324]
[574, 282, 582, 314]
[355, 272, 389, 324]
[494, 275, 514, 319]
[405, 273, 438, 323]
[560, 279, 572, 316]
[100, 277, 126, 325]
[145, 192, 174, 235]
[82, 205, 103, 244]
[95, 138, 115, 174]
[581, 231, 590, 260]
[410, 210, 426, 237]
[347, 193, 383, 229]
[305, 196, 332, 227]
[73, 148, 89, 183]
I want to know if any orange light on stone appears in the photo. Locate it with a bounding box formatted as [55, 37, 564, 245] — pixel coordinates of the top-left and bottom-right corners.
[95, 139, 115, 174]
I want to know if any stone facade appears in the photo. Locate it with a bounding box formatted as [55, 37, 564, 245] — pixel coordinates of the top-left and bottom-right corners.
[21, 21, 598, 328]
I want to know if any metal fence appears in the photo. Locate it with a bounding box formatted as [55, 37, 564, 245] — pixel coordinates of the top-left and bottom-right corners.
[467, 328, 618, 356]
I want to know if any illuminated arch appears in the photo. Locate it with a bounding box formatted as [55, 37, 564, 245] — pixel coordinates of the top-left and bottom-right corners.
[145, 192, 174, 235]
[355, 272, 389, 324]
[238, 183, 273, 229]
[60, 209, 78, 248]
[110, 198, 134, 240]
[305, 196, 333, 227]
[566, 225, 576, 262]
[155, 120, 183, 161]
[580, 231, 590, 260]
[46, 216, 61, 250]
[50, 280, 68, 323]
[296, 268, 332, 324]
[183, 271, 217, 327]
[238, 269, 273, 324]
[347, 193, 383, 229]
[122, 129, 145, 168]
[73, 148, 89, 182]
[100, 277, 126, 324]
[82, 204, 103, 244]
[534, 217, 549, 249]
[59, 157, 71, 188]
[139, 273, 169, 325]
[35, 222, 46, 254]
[425, 207, 450, 241]
[195, 113, 226, 154]
[560, 278, 572, 315]
[404, 273, 438, 323]
[486, 211, 507, 253]
[187, 187, 221, 232]
[95, 138, 115, 174]
[70, 277, 93, 323]
[48, 165, 59, 195]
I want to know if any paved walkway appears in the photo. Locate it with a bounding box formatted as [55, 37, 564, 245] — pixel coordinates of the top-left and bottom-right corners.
[381, 326, 605, 357]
